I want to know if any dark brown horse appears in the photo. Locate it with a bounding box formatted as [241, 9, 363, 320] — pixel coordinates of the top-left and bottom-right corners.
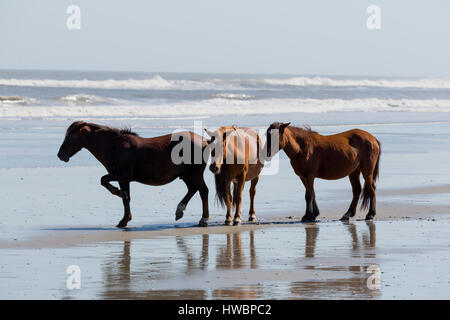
[265, 122, 381, 222]
[205, 126, 264, 225]
[57, 121, 210, 227]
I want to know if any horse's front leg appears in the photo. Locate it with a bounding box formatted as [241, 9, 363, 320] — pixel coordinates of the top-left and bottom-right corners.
[248, 176, 259, 222]
[100, 173, 129, 199]
[117, 181, 132, 228]
[233, 173, 246, 225]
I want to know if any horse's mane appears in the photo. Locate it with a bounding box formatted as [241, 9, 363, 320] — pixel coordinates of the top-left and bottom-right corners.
[287, 125, 317, 160]
[288, 125, 317, 136]
[117, 127, 139, 136]
[86, 123, 139, 136]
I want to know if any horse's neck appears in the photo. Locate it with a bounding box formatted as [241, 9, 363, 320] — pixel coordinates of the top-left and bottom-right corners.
[282, 129, 304, 159]
[84, 131, 114, 167]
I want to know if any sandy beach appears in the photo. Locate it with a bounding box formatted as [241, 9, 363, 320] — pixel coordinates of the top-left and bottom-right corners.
[2, 0, 450, 303]
[0, 115, 449, 299]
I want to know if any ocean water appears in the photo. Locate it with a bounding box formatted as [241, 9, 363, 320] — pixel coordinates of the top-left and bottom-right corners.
[1, 70, 450, 119]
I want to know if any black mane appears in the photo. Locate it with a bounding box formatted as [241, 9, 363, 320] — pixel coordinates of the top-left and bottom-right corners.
[85, 122, 139, 136]
[118, 127, 139, 136]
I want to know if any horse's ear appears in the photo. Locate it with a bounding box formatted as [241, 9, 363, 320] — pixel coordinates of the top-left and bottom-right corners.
[280, 122, 291, 129]
[204, 128, 215, 137]
[80, 125, 91, 134]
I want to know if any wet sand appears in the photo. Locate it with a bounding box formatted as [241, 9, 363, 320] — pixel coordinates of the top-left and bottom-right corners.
[0, 119, 449, 299]
[1, 194, 449, 250]
[1, 219, 449, 299]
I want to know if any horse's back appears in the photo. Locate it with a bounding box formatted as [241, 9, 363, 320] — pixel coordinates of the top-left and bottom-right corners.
[130, 131, 207, 185]
[337, 129, 380, 153]
[227, 127, 263, 165]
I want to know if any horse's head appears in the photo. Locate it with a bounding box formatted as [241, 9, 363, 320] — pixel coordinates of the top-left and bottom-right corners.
[57, 121, 90, 162]
[265, 122, 290, 158]
[204, 126, 236, 175]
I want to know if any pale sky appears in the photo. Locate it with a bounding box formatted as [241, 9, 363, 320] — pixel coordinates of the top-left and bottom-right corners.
[1, 0, 450, 76]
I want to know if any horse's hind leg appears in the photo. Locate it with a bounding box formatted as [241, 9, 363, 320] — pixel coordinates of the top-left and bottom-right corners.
[362, 173, 377, 220]
[225, 182, 233, 225]
[248, 176, 259, 222]
[176, 177, 197, 221]
[340, 170, 362, 221]
[233, 174, 246, 225]
[117, 181, 132, 228]
[194, 173, 209, 227]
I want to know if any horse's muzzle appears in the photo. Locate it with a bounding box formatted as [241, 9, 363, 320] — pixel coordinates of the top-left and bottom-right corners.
[57, 152, 69, 162]
[209, 164, 220, 175]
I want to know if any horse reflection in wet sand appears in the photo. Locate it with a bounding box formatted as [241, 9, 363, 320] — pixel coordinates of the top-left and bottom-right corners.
[205, 126, 264, 225]
[57, 121, 210, 227]
[265, 122, 381, 222]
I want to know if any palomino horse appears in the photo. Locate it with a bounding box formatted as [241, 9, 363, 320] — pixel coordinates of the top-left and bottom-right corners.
[57, 121, 210, 227]
[265, 122, 381, 222]
[205, 126, 264, 225]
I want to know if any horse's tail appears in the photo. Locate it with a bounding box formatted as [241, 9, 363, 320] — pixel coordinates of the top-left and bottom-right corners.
[373, 139, 381, 182]
[361, 139, 381, 210]
[360, 183, 372, 211]
[214, 168, 229, 208]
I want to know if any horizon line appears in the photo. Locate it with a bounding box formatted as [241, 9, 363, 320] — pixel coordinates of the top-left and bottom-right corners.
[0, 68, 447, 79]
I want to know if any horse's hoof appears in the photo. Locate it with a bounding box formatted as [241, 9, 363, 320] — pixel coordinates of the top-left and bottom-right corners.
[233, 220, 242, 226]
[116, 223, 127, 228]
[198, 218, 208, 227]
[365, 215, 375, 221]
[248, 215, 256, 222]
[301, 217, 316, 223]
[175, 203, 186, 221]
[225, 220, 233, 226]
[340, 214, 350, 221]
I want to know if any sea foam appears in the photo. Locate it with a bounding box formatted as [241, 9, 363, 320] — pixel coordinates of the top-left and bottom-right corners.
[2, 75, 450, 90]
[2, 98, 450, 119]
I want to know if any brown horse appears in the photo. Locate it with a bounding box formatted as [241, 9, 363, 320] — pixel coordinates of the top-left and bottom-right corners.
[57, 121, 210, 227]
[205, 126, 264, 225]
[265, 122, 381, 222]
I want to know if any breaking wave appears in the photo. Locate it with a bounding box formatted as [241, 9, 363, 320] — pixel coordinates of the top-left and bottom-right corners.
[59, 94, 115, 105]
[214, 93, 255, 100]
[254, 77, 450, 89]
[2, 75, 450, 90]
[2, 98, 450, 119]
[0, 96, 37, 105]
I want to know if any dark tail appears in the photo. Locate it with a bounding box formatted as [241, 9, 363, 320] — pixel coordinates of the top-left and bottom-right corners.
[361, 139, 381, 210]
[373, 139, 381, 182]
[214, 168, 229, 208]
